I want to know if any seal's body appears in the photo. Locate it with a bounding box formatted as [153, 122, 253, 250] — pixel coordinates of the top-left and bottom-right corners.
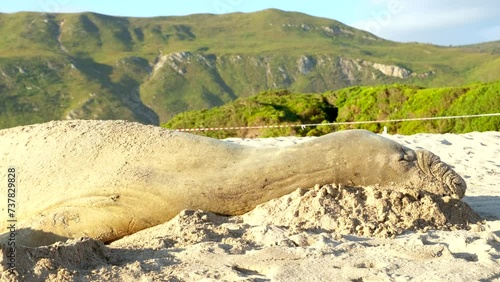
[0, 120, 465, 247]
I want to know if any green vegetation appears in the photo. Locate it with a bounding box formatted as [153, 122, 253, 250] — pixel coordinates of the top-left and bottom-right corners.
[0, 10, 499, 129]
[163, 89, 337, 138]
[163, 81, 500, 137]
[328, 81, 499, 134]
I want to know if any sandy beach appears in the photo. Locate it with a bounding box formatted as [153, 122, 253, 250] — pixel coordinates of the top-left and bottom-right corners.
[0, 124, 498, 281]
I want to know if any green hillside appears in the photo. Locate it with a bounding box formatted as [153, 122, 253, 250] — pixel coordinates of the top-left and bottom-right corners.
[0, 10, 499, 129]
[163, 81, 500, 138]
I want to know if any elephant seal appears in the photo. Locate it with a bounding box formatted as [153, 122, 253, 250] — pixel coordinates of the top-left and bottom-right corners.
[0, 120, 466, 247]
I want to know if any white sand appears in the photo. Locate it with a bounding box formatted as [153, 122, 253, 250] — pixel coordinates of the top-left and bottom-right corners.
[2, 130, 499, 281]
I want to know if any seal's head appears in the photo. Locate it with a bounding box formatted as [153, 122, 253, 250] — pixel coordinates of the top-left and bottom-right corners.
[318, 130, 467, 199]
[364, 136, 467, 199]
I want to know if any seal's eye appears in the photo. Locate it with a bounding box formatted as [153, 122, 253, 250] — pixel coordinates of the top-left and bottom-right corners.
[397, 147, 416, 162]
[397, 152, 405, 161]
[403, 150, 416, 162]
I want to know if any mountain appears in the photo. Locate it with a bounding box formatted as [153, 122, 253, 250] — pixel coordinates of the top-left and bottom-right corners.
[0, 9, 498, 129]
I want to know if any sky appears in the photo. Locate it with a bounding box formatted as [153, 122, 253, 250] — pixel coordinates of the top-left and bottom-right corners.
[0, 0, 498, 46]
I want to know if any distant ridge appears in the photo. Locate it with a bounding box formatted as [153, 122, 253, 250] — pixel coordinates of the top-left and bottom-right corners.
[0, 10, 498, 129]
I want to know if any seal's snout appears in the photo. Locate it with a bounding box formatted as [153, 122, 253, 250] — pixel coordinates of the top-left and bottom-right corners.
[415, 150, 466, 199]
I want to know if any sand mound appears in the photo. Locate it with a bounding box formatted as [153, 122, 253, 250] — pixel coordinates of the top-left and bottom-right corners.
[243, 183, 481, 238]
[1, 238, 110, 281]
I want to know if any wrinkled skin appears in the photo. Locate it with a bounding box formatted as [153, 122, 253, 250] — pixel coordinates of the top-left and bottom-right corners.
[0, 121, 466, 247]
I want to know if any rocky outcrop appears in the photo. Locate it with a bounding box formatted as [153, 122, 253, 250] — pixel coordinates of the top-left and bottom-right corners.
[298, 55, 316, 75]
[370, 63, 411, 78]
[322, 25, 354, 36]
[151, 51, 192, 77]
[416, 70, 436, 78]
[338, 57, 362, 83]
[336, 57, 413, 79]
[281, 23, 368, 39]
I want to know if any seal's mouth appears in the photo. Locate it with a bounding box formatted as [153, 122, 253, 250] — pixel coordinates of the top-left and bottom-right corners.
[415, 150, 466, 199]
